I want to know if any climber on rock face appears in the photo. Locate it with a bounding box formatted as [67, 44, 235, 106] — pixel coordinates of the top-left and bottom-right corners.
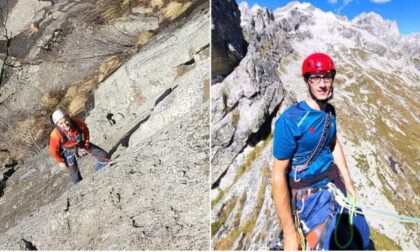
[271, 53, 371, 250]
[49, 109, 110, 185]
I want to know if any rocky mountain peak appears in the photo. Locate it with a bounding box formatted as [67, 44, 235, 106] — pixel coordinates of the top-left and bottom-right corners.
[238, 2, 275, 32]
[352, 12, 400, 39]
[403, 32, 420, 42]
[278, 1, 314, 11]
[249, 3, 263, 12]
[401, 32, 420, 58]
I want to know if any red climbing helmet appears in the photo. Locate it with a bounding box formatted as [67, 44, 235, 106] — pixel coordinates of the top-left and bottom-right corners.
[302, 53, 335, 76]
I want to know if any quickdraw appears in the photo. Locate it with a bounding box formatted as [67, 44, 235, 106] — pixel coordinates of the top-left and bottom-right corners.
[292, 194, 307, 251]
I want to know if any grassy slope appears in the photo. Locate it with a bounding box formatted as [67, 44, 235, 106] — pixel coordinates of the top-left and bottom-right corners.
[332, 49, 420, 247]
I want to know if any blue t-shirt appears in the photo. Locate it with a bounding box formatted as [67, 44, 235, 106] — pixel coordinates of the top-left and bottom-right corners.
[273, 101, 336, 185]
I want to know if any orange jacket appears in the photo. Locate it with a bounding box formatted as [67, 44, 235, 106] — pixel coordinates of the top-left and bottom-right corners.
[49, 117, 90, 164]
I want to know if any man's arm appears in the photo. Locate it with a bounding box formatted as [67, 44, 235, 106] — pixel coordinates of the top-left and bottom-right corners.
[271, 158, 300, 250]
[331, 135, 359, 199]
[49, 131, 67, 169]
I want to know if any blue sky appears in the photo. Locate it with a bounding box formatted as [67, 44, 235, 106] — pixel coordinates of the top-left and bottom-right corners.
[239, 0, 419, 35]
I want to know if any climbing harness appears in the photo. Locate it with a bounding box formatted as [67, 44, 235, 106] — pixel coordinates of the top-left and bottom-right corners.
[291, 185, 336, 250]
[55, 119, 85, 158]
[290, 182, 420, 251]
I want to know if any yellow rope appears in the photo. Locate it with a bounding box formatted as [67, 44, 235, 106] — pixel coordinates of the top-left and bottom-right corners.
[298, 227, 306, 251]
[295, 211, 306, 251]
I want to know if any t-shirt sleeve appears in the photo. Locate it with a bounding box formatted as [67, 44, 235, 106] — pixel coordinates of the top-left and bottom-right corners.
[49, 130, 63, 164]
[273, 116, 299, 160]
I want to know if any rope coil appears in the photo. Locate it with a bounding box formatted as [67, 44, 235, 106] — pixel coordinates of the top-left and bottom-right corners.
[327, 183, 420, 224]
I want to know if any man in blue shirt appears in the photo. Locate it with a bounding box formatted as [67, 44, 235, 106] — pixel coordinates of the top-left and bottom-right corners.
[271, 53, 370, 250]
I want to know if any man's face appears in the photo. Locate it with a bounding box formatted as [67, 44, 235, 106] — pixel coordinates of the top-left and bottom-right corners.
[56, 116, 71, 131]
[307, 71, 334, 101]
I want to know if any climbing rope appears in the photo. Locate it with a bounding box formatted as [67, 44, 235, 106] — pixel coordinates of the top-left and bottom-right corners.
[334, 194, 356, 249]
[327, 183, 420, 224]
[75, 148, 112, 162]
[298, 227, 306, 251]
[289, 183, 419, 251]
[86, 152, 112, 162]
[294, 210, 307, 251]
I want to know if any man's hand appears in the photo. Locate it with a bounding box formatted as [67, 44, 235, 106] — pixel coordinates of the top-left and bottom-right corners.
[58, 162, 67, 169]
[51, 162, 67, 175]
[283, 228, 301, 250]
[78, 148, 89, 156]
[84, 141, 91, 151]
[345, 182, 360, 201]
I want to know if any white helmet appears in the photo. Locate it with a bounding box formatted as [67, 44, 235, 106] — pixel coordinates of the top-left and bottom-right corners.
[52, 109, 67, 124]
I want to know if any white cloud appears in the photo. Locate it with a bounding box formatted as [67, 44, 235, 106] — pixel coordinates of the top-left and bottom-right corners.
[371, 0, 391, 3]
[337, 0, 353, 14]
[327, 0, 338, 4]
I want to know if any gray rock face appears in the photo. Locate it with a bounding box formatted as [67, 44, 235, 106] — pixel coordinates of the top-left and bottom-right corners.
[211, 0, 247, 82]
[211, 56, 289, 183]
[335, 24, 360, 40]
[0, 105, 209, 250]
[0, 1, 209, 250]
[211, 3, 291, 185]
[0, 0, 161, 119]
[362, 39, 387, 56]
[85, 5, 210, 151]
[401, 33, 420, 58]
[2, 0, 51, 38]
